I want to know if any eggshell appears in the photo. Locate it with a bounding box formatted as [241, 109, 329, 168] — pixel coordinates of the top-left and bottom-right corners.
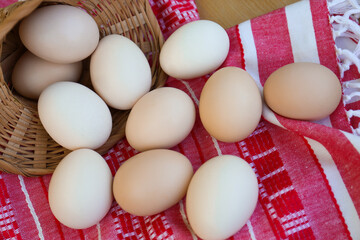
[186, 155, 258, 240]
[113, 149, 193, 216]
[199, 67, 262, 142]
[48, 149, 113, 229]
[90, 34, 151, 110]
[12, 51, 82, 99]
[19, 5, 99, 63]
[38, 82, 112, 150]
[263, 62, 342, 120]
[125, 87, 196, 151]
[160, 20, 230, 79]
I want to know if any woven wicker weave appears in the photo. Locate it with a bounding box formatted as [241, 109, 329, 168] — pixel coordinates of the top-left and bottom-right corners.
[0, 0, 166, 176]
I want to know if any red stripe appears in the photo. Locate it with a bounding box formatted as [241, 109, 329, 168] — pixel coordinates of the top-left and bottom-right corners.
[233, 125, 282, 240]
[77, 229, 85, 240]
[236, 122, 316, 239]
[0, 175, 22, 240]
[343, 64, 360, 82]
[222, 25, 245, 69]
[250, 7, 294, 86]
[309, 0, 339, 76]
[301, 136, 352, 239]
[345, 100, 360, 129]
[190, 131, 205, 164]
[276, 116, 360, 216]
[1, 174, 42, 239]
[309, 0, 352, 132]
[329, 101, 353, 133]
[236, 24, 246, 70]
[267, 121, 355, 238]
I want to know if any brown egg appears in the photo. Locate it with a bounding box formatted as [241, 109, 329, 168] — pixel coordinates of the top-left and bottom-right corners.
[125, 87, 196, 152]
[199, 67, 262, 142]
[113, 149, 193, 216]
[12, 51, 82, 99]
[263, 62, 342, 120]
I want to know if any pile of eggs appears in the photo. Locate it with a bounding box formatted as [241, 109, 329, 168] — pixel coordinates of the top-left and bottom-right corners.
[12, 3, 342, 240]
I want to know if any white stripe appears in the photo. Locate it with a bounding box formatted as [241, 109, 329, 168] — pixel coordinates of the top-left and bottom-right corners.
[179, 80, 199, 105]
[210, 136, 222, 156]
[285, 0, 333, 128]
[179, 200, 198, 240]
[285, 222, 311, 236]
[237, 23, 287, 129]
[260, 166, 285, 181]
[18, 175, 44, 240]
[283, 216, 310, 230]
[97, 222, 102, 240]
[251, 146, 277, 160]
[262, 104, 286, 129]
[305, 137, 360, 239]
[268, 186, 294, 201]
[312, 117, 333, 128]
[341, 130, 360, 153]
[246, 220, 257, 240]
[280, 210, 306, 223]
[285, 0, 320, 63]
[237, 20, 262, 91]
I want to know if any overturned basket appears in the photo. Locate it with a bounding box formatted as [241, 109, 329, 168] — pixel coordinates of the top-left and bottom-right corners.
[0, 0, 166, 176]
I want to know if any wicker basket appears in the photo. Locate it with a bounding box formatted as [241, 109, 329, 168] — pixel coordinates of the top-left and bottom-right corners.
[0, 0, 166, 176]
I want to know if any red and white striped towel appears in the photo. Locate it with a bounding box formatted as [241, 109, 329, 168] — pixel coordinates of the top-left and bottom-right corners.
[1, 0, 360, 239]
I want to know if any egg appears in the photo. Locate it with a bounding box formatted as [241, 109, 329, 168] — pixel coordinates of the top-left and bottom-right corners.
[263, 62, 342, 120]
[125, 87, 196, 151]
[12, 51, 82, 99]
[48, 149, 113, 229]
[38, 82, 112, 150]
[186, 155, 258, 240]
[199, 67, 262, 142]
[19, 5, 99, 63]
[160, 20, 230, 80]
[90, 34, 152, 110]
[113, 149, 193, 216]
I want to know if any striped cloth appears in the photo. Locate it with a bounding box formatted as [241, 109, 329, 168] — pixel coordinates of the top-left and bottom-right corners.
[1, 0, 360, 239]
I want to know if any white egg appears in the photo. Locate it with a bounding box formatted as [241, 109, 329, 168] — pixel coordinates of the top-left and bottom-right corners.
[38, 82, 112, 150]
[12, 51, 82, 99]
[186, 155, 258, 240]
[48, 149, 113, 229]
[90, 34, 152, 110]
[19, 5, 99, 64]
[160, 20, 230, 80]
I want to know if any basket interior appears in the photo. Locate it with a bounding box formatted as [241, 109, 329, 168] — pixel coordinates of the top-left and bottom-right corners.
[0, 0, 166, 176]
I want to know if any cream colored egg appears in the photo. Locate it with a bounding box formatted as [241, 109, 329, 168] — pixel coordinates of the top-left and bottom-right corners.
[199, 67, 262, 142]
[113, 149, 193, 216]
[19, 5, 99, 63]
[263, 62, 342, 120]
[38, 82, 112, 150]
[12, 51, 82, 99]
[160, 20, 230, 79]
[49, 149, 113, 229]
[125, 87, 196, 151]
[186, 155, 258, 240]
[90, 34, 152, 110]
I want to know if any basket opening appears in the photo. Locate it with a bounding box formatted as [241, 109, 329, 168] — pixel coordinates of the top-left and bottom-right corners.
[0, 0, 166, 176]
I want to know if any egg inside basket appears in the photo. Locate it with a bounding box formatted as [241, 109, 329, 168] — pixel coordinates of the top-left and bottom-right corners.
[0, 0, 166, 176]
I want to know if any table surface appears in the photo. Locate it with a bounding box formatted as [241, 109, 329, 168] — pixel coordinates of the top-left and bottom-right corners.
[195, 0, 300, 29]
